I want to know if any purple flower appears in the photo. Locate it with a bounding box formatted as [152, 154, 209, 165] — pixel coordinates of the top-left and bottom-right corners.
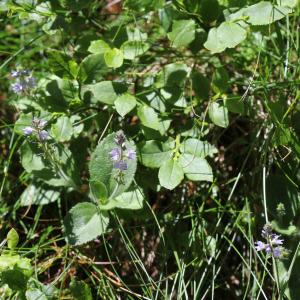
[26, 76, 36, 88]
[265, 244, 272, 254]
[10, 69, 36, 94]
[11, 70, 20, 78]
[114, 130, 126, 146]
[255, 225, 285, 259]
[32, 118, 47, 129]
[23, 126, 34, 136]
[110, 148, 121, 161]
[114, 160, 128, 171]
[273, 247, 282, 258]
[255, 241, 266, 252]
[126, 149, 136, 160]
[271, 234, 283, 246]
[11, 83, 24, 94]
[38, 130, 49, 141]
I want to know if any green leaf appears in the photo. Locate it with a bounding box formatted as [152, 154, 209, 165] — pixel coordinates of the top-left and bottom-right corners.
[180, 139, 217, 158]
[20, 142, 46, 172]
[137, 105, 161, 131]
[90, 181, 108, 205]
[137, 104, 172, 135]
[243, 1, 293, 25]
[64, 202, 109, 245]
[277, 0, 297, 7]
[179, 154, 213, 182]
[51, 116, 73, 142]
[19, 183, 60, 206]
[89, 133, 137, 198]
[78, 54, 108, 84]
[7, 228, 19, 250]
[21, 143, 78, 188]
[104, 48, 124, 68]
[88, 40, 110, 54]
[158, 159, 184, 190]
[159, 63, 189, 88]
[82, 81, 126, 105]
[212, 67, 230, 93]
[225, 97, 245, 114]
[138, 140, 175, 168]
[199, 0, 220, 23]
[115, 93, 137, 117]
[192, 71, 211, 100]
[26, 289, 48, 300]
[208, 102, 229, 128]
[58, 0, 93, 11]
[126, 27, 148, 42]
[121, 41, 150, 60]
[204, 21, 248, 54]
[43, 77, 77, 112]
[48, 50, 78, 79]
[2, 269, 28, 291]
[99, 187, 144, 210]
[14, 113, 33, 135]
[70, 279, 93, 300]
[167, 19, 196, 48]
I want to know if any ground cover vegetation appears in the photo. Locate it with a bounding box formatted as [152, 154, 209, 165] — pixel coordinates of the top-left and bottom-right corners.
[0, 0, 300, 299]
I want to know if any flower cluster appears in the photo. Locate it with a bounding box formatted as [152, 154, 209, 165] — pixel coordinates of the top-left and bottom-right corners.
[23, 117, 49, 142]
[11, 70, 36, 94]
[255, 224, 284, 258]
[109, 131, 136, 171]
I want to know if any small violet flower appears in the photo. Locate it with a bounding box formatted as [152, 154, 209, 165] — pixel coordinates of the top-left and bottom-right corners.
[110, 148, 121, 161]
[10, 69, 36, 94]
[23, 126, 34, 136]
[32, 118, 47, 129]
[255, 224, 285, 259]
[110, 131, 135, 176]
[126, 149, 136, 160]
[23, 118, 49, 142]
[273, 247, 282, 258]
[114, 160, 128, 171]
[11, 83, 24, 94]
[114, 130, 126, 146]
[38, 130, 49, 141]
[254, 241, 266, 252]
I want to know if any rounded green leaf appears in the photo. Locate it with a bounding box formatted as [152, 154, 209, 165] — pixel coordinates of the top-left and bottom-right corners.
[199, 0, 220, 23]
[179, 154, 213, 182]
[158, 159, 184, 190]
[81, 81, 127, 105]
[115, 93, 137, 117]
[204, 22, 248, 54]
[138, 140, 174, 168]
[99, 187, 144, 210]
[7, 228, 19, 250]
[121, 41, 149, 60]
[243, 2, 293, 25]
[78, 54, 108, 83]
[90, 181, 108, 205]
[104, 48, 124, 68]
[63, 202, 109, 245]
[168, 19, 196, 48]
[180, 139, 217, 158]
[20, 142, 46, 172]
[208, 102, 229, 128]
[51, 116, 73, 142]
[88, 40, 110, 54]
[19, 184, 60, 206]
